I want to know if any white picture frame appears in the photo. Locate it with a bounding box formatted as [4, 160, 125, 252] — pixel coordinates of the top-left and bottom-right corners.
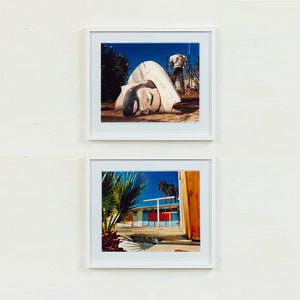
[86, 158, 215, 268]
[86, 29, 215, 140]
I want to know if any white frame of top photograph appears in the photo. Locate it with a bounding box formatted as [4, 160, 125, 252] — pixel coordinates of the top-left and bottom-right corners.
[86, 158, 215, 268]
[86, 29, 215, 140]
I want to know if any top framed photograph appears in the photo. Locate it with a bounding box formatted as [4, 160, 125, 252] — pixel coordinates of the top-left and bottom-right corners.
[86, 29, 215, 140]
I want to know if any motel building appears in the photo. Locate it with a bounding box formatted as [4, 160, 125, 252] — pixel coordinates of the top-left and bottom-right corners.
[117, 196, 180, 228]
[117, 171, 201, 241]
[135, 202, 180, 227]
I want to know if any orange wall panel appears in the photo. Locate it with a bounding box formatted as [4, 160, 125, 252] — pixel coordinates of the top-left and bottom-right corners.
[186, 171, 200, 241]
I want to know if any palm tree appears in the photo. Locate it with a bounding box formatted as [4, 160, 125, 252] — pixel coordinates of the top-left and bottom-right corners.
[168, 184, 179, 203]
[102, 172, 148, 251]
[165, 183, 173, 204]
[157, 180, 168, 204]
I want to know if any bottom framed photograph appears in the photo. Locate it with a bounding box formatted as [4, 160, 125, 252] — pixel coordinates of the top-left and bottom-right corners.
[86, 158, 215, 268]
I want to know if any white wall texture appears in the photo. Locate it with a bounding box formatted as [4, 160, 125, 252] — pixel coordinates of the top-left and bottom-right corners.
[1, 0, 299, 299]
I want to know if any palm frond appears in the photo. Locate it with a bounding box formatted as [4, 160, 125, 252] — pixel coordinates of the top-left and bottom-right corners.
[115, 172, 148, 223]
[102, 171, 148, 231]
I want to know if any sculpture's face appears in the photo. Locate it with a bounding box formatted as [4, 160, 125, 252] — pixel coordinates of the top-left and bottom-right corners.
[134, 88, 161, 115]
[123, 83, 161, 117]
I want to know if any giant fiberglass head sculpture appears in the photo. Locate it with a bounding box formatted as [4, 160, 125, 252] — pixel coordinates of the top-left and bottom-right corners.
[115, 61, 181, 116]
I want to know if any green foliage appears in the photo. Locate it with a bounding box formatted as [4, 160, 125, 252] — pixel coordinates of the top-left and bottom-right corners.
[102, 172, 120, 231]
[102, 172, 148, 232]
[101, 44, 130, 102]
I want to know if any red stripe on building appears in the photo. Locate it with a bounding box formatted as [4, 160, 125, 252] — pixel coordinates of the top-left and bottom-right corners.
[148, 212, 173, 221]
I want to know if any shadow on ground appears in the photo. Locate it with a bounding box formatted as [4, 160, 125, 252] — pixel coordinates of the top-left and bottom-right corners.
[117, 226, 200, 252]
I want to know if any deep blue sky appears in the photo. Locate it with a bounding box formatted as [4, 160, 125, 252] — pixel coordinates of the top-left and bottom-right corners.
[137, 171, 179, 208]
[111, 171, 179, 208]
[102, 43, 200, 75]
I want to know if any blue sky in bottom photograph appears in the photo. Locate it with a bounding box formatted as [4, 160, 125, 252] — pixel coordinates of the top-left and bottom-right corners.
[104, 171, 179, 208]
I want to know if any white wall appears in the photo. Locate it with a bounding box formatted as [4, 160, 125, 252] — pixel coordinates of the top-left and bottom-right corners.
[1, 0, 299, 299]
[133, 210, 143, 227]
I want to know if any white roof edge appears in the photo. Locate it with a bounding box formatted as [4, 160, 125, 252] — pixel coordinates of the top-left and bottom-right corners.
[133, 203, 180, 210]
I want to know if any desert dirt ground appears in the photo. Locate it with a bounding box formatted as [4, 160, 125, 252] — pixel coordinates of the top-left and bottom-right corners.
[101, 91, 199, 123]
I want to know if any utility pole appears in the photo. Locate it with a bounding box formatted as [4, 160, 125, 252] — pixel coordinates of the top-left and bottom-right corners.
[166, 56, 168, 73]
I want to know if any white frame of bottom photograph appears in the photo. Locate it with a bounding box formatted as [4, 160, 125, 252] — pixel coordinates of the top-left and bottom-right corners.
[86, 158, 215, 268]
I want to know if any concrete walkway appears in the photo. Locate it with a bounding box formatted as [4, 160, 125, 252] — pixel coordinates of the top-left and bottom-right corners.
[117, 226, 200, 252]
